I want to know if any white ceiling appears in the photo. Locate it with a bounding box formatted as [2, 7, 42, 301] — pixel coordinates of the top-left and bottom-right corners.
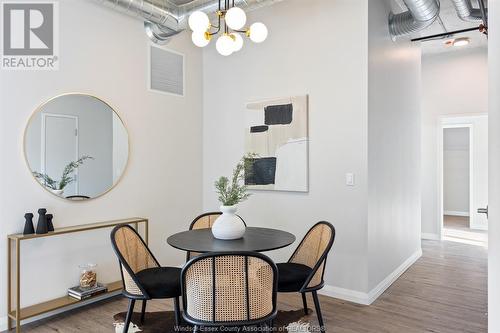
[394, 0, 488, 54]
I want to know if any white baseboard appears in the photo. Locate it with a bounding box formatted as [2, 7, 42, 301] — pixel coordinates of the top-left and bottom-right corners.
[470, 224, 488, 231]
[319, 285, 371, 305]
[444, 211, 470, 217]
[421, 233, 441, 240]
[0, 291, 121, 332]
[320, 249, 422, 305]
[365, 249, 422, 304]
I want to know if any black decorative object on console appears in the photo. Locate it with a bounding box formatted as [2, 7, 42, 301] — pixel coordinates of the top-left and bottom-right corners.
[23, 213, 35, 235]
[46, 214, 54, 232]
[35, 208, 48, 234]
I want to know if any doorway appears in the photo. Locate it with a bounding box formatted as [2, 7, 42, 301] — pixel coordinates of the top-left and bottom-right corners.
[439, 115, 488, 246]
[41, 113, 79, 195]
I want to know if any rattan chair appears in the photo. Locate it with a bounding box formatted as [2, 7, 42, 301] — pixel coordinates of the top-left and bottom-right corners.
[277, 221, 335, 332]
[186, 212, 247, 261]
[181, 251, 278, 332]
[111, 225, 182, 333]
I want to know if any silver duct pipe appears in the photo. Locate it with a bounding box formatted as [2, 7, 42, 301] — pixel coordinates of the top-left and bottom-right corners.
[450, 0, 484, 22]
[144, 21, 180, 45]
[389, 0, 440, 39]
[98, 0, 176, 30]
[98, 0, 283, 43]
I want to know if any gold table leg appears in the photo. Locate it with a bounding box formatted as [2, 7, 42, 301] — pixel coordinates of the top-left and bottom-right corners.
[16, 239, 20, 333]
[7, 238, 11, 331]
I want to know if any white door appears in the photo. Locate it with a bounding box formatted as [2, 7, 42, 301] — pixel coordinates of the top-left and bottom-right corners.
[472, 116, 489, 230]
[42, 114, 78, 196]
[490, 3, 500, 329]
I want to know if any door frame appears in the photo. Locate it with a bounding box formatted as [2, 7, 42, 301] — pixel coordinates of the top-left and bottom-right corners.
[40, 113, 79, 193]
[437, 114, 487, 239]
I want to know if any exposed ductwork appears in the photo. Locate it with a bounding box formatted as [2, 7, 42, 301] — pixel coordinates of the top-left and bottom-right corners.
[450, 0, 485, 22]
[144, 22, 180, 45]
[389, 0, 440, 40]
[98, 0, 283, 44]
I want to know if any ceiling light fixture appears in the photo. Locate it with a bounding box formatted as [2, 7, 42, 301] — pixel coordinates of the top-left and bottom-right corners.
[452, 37, 470, 47]
[188, 0, 268, 56]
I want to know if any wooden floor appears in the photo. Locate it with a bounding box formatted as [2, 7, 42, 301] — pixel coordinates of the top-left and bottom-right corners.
[9, 240, 487, 333]
[444, 215, 488, 246]
[444, 215, 470, 230]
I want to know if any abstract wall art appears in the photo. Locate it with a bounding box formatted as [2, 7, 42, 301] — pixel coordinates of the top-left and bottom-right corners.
[244, 95, 309, 192]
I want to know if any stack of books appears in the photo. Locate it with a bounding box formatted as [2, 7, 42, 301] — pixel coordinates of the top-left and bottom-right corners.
[68, 283, 108, 300]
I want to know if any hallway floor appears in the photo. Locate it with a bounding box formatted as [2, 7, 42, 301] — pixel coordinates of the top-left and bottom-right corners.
[443, 215, 488, 247]
[9, 239, 487, 333]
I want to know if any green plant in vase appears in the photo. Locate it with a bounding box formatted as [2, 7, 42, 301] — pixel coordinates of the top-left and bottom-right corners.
[212, 154, 255, 240]
[33, 155, 94, 196]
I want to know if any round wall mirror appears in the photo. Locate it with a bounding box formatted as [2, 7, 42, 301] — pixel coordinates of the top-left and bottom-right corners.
[24, 93, 129, 200]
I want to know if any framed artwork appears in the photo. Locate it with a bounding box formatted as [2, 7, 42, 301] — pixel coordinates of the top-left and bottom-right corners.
[245, 95, 309, 192]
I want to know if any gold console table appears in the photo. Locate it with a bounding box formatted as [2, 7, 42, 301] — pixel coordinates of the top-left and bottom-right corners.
[6, 217, 149, 332]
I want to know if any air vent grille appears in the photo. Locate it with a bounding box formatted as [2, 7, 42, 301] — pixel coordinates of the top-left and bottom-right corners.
[150, 46, 184, 96]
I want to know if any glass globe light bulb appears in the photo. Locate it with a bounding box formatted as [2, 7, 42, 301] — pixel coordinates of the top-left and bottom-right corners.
[192, 31, 210, 47]
[188, 11, 209, 32]
[249, 22, 268, 43]
[225, 7, 247, 30]
[232, 33, 244, 52]
[216, 35, 234, 56]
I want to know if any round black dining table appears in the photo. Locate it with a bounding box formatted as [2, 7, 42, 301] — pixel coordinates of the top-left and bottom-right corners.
[167, 227, 296, 253]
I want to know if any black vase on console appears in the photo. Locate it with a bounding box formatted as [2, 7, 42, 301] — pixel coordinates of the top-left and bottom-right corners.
[36, 208, 48, 234]
[23, 213, 35, 235]
[46, 214, 54, 232]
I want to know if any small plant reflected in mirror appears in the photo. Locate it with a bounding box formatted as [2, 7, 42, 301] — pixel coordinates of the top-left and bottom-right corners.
[33, 155, 94, 191]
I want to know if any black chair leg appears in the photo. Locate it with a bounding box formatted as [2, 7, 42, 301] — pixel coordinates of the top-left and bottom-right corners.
[173, 297, 181, 327]
[302, 292, 309, 315]
[312, 291, 325, 332]
[123, 299, 136, 333]
[140, 300, 147, 323]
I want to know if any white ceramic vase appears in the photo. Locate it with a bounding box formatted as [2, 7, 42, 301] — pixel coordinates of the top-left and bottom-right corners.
[212, 205, 246, 240]
[51, 189, 64, 197]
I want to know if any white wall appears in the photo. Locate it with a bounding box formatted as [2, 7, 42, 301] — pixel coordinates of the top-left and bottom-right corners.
[421, 48, 488, 238]
[113, 112, 129, 183]
[489, 1, 500, 330]
[203, 0, 371, 296]
[443, 128, 470, 215]
[0, 0, 203, 328]
[203, 0, 421, 303]
[367, 0, 422, 292]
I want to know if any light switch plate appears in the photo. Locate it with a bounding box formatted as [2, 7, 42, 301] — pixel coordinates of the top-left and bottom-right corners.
[346, 173, 355, 186]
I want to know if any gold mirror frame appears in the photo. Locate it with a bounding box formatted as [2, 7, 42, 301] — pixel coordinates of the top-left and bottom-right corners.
[23, 93, 130, 201]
